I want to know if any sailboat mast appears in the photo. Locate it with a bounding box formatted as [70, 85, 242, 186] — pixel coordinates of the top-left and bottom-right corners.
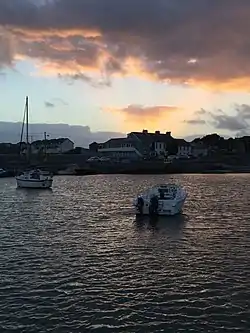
[26, 96, 29, 145]
[25, 96, 29, 160]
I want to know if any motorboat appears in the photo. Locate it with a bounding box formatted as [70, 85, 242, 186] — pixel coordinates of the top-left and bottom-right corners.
[133, 183, 187, 216]
[16, 169, 53, 189]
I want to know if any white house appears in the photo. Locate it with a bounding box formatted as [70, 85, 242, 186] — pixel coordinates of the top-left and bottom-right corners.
[92, 130, 176, 160]
[153, 142, 167, 156]
[128, 130, 173, 158]
[177, 143, 192, 157]
[96, 138, 142, 159]
[177, 141, 208, 158]
[31, 138, 74, 154]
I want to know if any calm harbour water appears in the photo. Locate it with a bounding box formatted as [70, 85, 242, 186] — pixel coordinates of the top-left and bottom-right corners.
[0, 174, 249, 332]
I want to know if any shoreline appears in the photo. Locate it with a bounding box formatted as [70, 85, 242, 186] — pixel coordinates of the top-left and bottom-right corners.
[2, 169, 250, 178]
[73, 170, 250, 175]
[2, 153, 250, 176]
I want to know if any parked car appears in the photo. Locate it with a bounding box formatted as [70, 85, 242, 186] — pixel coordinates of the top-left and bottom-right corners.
[178, 154, 190, 159]
[99, 156, 111, 162]
[87, 156, 100, 162]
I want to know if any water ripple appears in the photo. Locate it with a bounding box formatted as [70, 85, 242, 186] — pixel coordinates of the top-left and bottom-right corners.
[0, 174, 250, 332]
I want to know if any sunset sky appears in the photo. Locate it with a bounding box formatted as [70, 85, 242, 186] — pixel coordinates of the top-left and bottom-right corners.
[1, 0, 250, 141]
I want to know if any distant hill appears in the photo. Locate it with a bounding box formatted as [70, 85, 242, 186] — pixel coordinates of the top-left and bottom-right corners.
[0, 122, 125, 147]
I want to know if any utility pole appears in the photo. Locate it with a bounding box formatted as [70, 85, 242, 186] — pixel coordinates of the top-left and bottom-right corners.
[44, 132, 47, 157]
[44, 132, 49, 161]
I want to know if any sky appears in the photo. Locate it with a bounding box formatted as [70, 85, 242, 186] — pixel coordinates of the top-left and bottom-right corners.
[1, 0, 250, 144]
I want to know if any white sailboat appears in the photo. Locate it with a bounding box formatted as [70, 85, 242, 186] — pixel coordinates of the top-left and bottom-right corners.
[16, 96, 53, 189]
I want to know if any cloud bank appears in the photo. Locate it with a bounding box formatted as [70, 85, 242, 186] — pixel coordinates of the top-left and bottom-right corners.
[1, 0, 250, 90]
[186, 104, 250, 135]
[0, 122, 124, 147]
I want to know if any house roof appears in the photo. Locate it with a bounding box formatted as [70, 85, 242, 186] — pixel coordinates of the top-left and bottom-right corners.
[106, 137, 133, 144]
[99, 137, 135, 146]
[175, 139, 189, 146]
[129, 132, 174, 144]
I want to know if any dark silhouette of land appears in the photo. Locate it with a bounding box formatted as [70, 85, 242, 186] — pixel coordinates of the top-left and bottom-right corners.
[1, 133, 250, 175]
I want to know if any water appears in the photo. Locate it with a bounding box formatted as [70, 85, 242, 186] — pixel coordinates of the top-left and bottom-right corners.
[0, 174, 249, 332]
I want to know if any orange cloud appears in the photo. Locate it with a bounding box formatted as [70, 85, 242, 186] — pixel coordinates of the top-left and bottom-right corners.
[6, 26, 102, 41]
[189, 77, 250, 93]
[2, 1, 250, 91]
[104, 104, 182, 130]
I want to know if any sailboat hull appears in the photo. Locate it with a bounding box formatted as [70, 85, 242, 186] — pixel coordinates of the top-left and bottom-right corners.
[16, 177, 53, 189]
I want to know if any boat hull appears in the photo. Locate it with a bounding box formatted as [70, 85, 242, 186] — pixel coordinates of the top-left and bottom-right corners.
[134, 198, 186, 216]
[16, 178, 53, 189]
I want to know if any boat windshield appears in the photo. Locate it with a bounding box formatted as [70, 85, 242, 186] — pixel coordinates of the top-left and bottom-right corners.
[158, 187, 177, 200]
[30, 171, 40, 180]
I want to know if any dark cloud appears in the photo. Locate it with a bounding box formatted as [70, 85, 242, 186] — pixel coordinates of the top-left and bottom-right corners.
[45, 98, 68, 108]
[235, 129, 250, 137]
[195, 108, 207, 115]
[52, 98, 68, 106]
[59, 72, 111, 88]
[184, 108, 207, 125]
[211, 104, 250, 131]
[0, 121, 124, 147]
[45, 101, 55, 108]
[235, 104, 250, 119]
[187, 104, 250, 132]
[184, 119, 206, 125]
[212, 114, 248, 131]
[1, 1, 250, 89]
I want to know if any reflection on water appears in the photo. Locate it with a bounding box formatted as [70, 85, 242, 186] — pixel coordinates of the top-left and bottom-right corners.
[16, 187, 53, 193]
[134, 213, 188, 234]
[0, 174, 250, 332]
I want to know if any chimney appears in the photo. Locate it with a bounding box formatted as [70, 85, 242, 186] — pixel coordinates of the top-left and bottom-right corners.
[142, 129, 148, 134]
[166, 131, 171, 136]
[155, 130, 160, 134]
